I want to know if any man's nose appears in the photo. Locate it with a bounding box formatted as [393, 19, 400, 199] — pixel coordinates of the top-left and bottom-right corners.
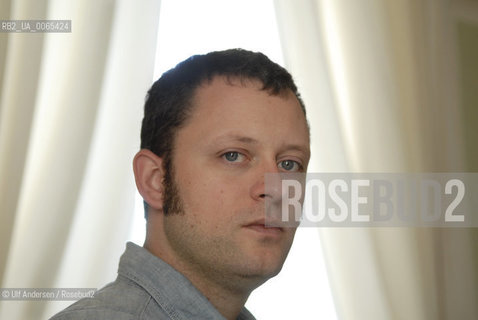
[249, 160, 282, 201]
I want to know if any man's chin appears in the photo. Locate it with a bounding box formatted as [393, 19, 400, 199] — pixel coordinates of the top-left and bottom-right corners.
[234, 265, 284, 292]
[235, 252, 287, 282]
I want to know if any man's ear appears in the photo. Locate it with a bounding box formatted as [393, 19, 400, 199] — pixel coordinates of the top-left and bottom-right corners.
[133, 149, 165, 211]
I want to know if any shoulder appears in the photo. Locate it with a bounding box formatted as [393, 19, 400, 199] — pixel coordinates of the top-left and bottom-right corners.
[50, 276, 154, 320]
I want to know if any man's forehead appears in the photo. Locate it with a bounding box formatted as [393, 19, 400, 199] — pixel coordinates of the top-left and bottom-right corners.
[177, 82, 310, 153]
[182, 76, 307, 133]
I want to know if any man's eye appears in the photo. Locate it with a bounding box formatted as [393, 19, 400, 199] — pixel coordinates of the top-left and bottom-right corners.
[278, 160, 302, 172]
[223, 151, 245, 162]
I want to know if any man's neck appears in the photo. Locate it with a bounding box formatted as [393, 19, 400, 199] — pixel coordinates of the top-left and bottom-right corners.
[181, 266, 250, 320]
[144, 239, 252, 320]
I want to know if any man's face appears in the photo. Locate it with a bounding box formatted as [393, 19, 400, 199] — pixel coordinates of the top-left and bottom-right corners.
[161, 76, 310, 291]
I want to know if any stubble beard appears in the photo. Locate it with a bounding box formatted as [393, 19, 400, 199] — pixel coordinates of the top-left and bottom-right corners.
[160, 154, 294, 294]
[162, 154, 184, 215]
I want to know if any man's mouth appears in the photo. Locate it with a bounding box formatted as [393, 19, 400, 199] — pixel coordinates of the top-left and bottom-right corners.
[243, 219, 284, 235]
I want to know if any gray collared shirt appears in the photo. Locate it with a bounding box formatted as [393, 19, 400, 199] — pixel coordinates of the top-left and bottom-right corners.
[51, 242, 256, 320]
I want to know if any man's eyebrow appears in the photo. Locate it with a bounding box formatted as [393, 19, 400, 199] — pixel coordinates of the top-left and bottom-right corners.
[212, 134, 259, 145]
[213, 134, 310, 156]
[279, 144, 311, 159]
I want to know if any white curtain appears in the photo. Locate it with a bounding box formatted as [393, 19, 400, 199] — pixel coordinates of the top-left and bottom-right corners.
[2, 0, 477, 319]
[275, 0, 478, 319]
[0, 1, 160, 319]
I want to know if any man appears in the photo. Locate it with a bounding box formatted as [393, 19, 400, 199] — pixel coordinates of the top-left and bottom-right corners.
[52, 49, 310, 320]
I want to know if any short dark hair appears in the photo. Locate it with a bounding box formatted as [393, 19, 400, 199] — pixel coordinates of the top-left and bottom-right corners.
[141, 48, 306, 155]
[140, 48, 307, 216]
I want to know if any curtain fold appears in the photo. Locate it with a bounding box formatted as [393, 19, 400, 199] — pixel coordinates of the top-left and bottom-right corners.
[0, 0, 48, 287]
[275, 0, 478, 319]
[0, 1, 161, 319]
